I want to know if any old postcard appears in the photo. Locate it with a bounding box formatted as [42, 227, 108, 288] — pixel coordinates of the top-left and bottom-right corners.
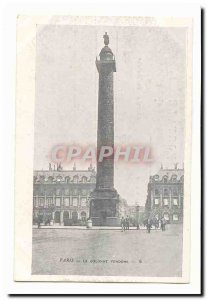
[15, 15, 194, 283]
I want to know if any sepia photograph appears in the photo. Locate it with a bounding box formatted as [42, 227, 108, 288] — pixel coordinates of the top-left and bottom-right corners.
[31, 21, 188, 279]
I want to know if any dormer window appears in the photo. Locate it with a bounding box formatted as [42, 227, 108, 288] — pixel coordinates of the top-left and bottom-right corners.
[57, 176, 62, 182]
[171, 175, 177, 182]
[73, 176, 78, 183]
[163, 176, 168, 183]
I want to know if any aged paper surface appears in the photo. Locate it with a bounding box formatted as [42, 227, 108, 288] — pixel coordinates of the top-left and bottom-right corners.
[15, 15, 192, 283]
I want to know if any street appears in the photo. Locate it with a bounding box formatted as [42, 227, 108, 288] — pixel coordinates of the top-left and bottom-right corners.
[32, 224, 183, 277]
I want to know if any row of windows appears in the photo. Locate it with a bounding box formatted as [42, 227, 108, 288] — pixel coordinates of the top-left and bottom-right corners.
[34, 197, 88, 208]
[34, 188, 93, 196]
[154, 198, 179, 206]
[34, 176, 96, 184]
[154, 187, 183, 196]
[163, 213, 180, 221]
[153, 175, 184, 182]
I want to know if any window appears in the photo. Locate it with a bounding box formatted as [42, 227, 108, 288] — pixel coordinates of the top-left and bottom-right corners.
[82, 176, 87, 183]
[173, 214, 179, 221]
[64, 188, 69, 195]
[34, 198, 38, 207]
[72, 198, 78, 206]
[39, 198, 44, 207]
[56, 198, 61, 207]
[164, 198, 168, 206]
[81, 198, 87, 206]
[154, 198, 159, 205]
[172, 188, 178, 196]
[164, 188, 169, 196]
[171, 175, 177, 182]
[47, 197, 53, 207]
[56, 189, 61, 196]
[173, 198, 178, 206]
[65, 177, 70, 183]
[163, 213, 169, 220]
[48, 176, 53, 183]
[73, 176, 78, 183]
[57, 176, 62, 182]
[155, 189, 159, 196]
[81, 211, 86, 222]
[64, 198, 70, 207]
[163, 176, 168, 183]
[82, 189, 87, 196]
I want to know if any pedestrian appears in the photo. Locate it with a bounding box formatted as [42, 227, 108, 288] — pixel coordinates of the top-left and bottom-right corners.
[126, 216, 130, 230]
[163, 218, 166, 231]
[161, 217, 166, 231]
[147, 218, 151, 233]
[121, 217, 126, 232]
[37, 217, 41, 229]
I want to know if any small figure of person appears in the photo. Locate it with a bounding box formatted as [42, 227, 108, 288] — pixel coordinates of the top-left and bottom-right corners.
[137, 222, 140, 230]
[159, 219, 162, 229]
[146, 218, 152, 233]
[161, 217, 166, 231]
[121, 217, 126, 232]
[37, 216, 41, 229]
[125, 216, 130, 230]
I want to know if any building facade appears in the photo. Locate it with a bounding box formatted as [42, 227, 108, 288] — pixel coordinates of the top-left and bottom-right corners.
[145, 165, 184, 223]
[33, 164, 96, 226]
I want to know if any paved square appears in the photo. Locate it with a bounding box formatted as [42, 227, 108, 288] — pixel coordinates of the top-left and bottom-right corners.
[32, 224, 182, 277]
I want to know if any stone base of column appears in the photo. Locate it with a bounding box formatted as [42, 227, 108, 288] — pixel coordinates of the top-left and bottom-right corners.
[90, 188, 122, 226]
[91, 216, 121, 226]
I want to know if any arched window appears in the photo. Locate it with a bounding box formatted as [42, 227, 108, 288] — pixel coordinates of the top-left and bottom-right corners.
[72, 211, 78, 223]
[82, 176, 87, 183]
[171, 175, 177, 182]
[54, 211, 60, 223]
[57, 176, 62, 182]
[48, 176, 53, 183]
[65, 176, 70, 183]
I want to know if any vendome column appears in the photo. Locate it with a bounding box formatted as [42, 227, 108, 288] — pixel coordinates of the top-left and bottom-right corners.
[90, 33, 121, 226]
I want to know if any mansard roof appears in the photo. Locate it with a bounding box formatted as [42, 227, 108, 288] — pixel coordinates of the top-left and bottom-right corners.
[151, 166, 184, 182]
[33, 168, 96, 182]
[156, 168, 184, 180]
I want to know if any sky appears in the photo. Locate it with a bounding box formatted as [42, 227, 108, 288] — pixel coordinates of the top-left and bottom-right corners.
[34, 24, 186, 206]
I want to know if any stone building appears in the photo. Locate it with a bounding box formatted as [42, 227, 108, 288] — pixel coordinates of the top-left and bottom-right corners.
[145, 164, 184, 223]
[33, 164, 96, 226]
